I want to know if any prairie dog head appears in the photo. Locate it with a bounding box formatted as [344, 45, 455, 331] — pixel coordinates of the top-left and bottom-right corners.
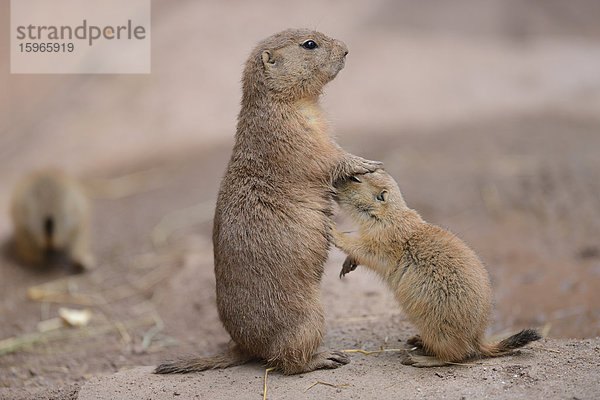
[335, 170, 406, 222]
[244, 29, 348, 101]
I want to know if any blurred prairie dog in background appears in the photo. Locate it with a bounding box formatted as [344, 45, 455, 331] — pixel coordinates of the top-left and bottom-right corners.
[10, 169, 94, 272]
[331, 170, 541, 367]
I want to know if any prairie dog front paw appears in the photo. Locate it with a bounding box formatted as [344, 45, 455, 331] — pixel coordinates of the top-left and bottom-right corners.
[340, 255, 359, 278]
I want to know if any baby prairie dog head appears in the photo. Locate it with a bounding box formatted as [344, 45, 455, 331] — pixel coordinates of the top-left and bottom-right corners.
[335, 170, 407, 222]
[243, 29, 348, 102]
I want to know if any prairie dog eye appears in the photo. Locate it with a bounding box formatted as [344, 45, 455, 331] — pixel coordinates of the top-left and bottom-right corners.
[301, 40, 318, 50]
[349, 176, 361, 183]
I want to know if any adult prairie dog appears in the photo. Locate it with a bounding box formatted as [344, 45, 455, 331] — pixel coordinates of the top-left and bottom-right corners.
[10, 169, 94, 272]
[331, 170, 540, 367]
[155, 29, 381, 375]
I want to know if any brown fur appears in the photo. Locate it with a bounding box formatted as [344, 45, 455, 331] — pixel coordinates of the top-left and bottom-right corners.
[10, 169, 94, 271]
[155, 29, 381, 375]
[331, 170, 541, 367]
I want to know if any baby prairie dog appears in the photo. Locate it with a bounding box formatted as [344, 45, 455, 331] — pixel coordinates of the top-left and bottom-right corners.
[330, 170, 541, 367]
[10, 169, 94, 272]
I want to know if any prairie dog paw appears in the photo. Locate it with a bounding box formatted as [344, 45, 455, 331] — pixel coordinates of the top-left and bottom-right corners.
[340, 256, 358, 278]
[350, 157, 383, 175]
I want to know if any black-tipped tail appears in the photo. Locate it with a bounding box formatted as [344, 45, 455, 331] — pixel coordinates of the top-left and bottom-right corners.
[480, 329, 542, 357]
[498, 329, 542, 350]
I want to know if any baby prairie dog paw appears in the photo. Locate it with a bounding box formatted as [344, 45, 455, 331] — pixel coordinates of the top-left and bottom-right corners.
[340, 255, 358, 278]
[327, 222, 359, 278]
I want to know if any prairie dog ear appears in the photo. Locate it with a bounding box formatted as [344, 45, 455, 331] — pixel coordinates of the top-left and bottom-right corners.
[376, 190, 388, 203]
[262, 50, 275, 66]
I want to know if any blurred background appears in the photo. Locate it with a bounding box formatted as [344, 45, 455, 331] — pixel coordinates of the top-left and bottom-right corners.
[1, 0, 599, 394]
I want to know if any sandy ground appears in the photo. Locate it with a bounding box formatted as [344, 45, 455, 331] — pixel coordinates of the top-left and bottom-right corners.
[1, 0, 600, 398]
[1, 118, 599, 399]
[76, 338, 600, 400]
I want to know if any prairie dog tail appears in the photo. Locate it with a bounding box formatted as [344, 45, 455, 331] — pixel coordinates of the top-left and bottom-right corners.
[479, 329, 542, 358]
[154, 346, 252, 374]
[44, 216, 54, 248]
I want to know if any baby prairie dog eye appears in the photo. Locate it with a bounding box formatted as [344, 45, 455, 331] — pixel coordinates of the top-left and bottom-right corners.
[301, 40, 318, 50]
[349, 176, 361, 183]
[375, 190, 388, 203]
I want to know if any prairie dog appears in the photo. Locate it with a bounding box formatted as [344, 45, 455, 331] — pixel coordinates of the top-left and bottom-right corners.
[10, 169, 94, 272]
[331, 170, 540, 367]
[155, 29, 381, 375]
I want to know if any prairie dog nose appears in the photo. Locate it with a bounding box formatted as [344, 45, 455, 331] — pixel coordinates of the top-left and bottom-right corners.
[335, 40, 348, 56]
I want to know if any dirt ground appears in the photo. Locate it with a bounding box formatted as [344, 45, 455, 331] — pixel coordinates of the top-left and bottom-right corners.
[1, 0, 600, 399]
[1, 116, 599, 399]
[75, 337, 600, 400]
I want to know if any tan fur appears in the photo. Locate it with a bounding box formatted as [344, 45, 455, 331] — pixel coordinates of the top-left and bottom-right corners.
[155, 29, 381, 375]
[331, 170, 540, 367]
[10, 169, 94, 271]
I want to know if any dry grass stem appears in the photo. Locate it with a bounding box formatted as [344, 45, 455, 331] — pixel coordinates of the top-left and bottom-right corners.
[303, 381, 350, 392]
[343, 345, 412, 355]
[0, 316, 155, 356]
[27, 288, 98, 306]
[262, 367, 276, 400]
